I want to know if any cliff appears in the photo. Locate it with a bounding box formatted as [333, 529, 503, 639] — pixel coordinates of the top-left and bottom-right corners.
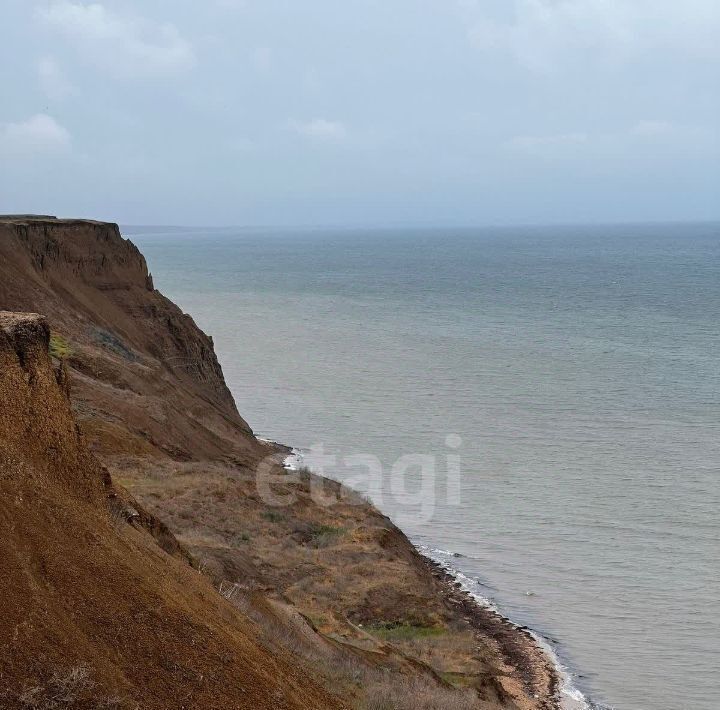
[0, 217, 559, 709]
[0, 312, 340, 709]
[0, 216, 263, 465]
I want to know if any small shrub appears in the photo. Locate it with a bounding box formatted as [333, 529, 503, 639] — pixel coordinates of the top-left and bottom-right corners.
[261, 510, 285, 524]
[219, 581, 240, 600]
[308, 524, 346, 548]
[49, 334, 73, 360]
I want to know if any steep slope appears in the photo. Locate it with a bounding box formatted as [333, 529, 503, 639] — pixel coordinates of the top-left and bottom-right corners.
[0, 312, 342, 710]
[0, 216, 263, 465]
[0, 216, 559, 709]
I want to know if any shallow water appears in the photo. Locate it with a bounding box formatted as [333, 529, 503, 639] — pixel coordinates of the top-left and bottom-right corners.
[130, 224, 720, 710]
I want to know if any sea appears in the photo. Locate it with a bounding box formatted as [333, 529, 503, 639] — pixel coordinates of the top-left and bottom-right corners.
[128, 223, 720, 710]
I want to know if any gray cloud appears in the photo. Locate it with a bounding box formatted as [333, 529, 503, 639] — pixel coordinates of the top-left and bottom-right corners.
[0, 114, 71, 157]
[287, 119, 348, 141]
[37, 56, 75, 99]
[467, 0, 720, 72]
[36, 1, 195, 77]
[0, 0, 716, 224]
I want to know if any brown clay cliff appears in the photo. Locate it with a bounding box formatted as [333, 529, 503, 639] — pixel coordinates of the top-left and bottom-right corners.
[0, 216, 559, 709]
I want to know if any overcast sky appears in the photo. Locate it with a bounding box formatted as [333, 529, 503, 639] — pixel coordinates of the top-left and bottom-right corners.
[1, 0, 718, 226]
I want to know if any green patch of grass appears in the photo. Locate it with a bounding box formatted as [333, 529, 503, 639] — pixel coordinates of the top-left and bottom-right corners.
[438, 671, 476, 689]
[308, 613, 328, 627]
[366, 622, 446, 642]
[49, 333, 73, 360]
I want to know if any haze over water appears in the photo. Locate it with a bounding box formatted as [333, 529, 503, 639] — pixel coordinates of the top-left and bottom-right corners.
[131, 224, 720, 710]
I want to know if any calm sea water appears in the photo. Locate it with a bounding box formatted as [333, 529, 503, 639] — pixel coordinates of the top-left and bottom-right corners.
[129, 224, 720, 710]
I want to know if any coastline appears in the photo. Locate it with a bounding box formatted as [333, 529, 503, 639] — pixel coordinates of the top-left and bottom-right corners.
[0, 216, 599, 708]
[281, 446, 585, 710]
[418, 548, 590, 710]
[0, 220, 624, 710]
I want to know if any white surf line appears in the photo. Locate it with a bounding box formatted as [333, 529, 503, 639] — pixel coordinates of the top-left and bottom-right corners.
[255, 437, 303, 470]
[281, 446, 303, 471]
[416, 545, 594, 710]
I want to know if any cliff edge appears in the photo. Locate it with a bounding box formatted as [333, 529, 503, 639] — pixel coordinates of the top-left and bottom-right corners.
[0, 216, 264, 465]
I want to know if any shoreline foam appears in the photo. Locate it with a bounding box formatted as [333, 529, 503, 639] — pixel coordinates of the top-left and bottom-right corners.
[419, 545, 592, 710]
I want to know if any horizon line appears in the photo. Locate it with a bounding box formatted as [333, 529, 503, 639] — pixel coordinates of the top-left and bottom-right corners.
[118, 217, 720, 232]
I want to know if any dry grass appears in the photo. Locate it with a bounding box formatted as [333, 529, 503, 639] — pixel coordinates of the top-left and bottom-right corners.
[123, 463, 487, 704]
[106, 499, 130, 530]
[226, 589, 481, 709]
[8, 665, 132, 710]
[401, 628, 481, 675]
[363, 676, 478, 710]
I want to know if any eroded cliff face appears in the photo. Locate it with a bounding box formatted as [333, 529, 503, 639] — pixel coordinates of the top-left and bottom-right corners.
[0, 217, 263, 464]
[0, 312, 103, 501]
[0, 311, 342, 710]
[0, 218, 559, 710]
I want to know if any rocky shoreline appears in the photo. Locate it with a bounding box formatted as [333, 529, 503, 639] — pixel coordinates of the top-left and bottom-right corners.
[423, 555, 564, 708]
